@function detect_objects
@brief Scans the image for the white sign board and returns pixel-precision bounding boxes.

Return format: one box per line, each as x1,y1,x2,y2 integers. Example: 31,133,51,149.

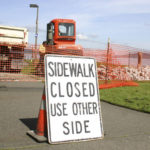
45,55,103,144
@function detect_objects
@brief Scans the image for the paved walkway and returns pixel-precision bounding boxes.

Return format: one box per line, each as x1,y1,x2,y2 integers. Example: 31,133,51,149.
0,82,150,150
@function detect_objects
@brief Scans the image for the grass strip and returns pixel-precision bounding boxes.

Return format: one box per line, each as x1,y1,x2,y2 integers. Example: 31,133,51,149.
100,81,150,113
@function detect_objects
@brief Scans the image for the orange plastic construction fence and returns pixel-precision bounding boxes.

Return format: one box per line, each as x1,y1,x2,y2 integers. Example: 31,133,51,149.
0,42,150,89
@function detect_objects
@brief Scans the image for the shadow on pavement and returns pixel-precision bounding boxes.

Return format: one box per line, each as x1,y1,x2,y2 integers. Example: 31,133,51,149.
20,118,37,130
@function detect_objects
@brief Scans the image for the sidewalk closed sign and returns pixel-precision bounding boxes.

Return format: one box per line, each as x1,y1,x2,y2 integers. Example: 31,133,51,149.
45,55,104,144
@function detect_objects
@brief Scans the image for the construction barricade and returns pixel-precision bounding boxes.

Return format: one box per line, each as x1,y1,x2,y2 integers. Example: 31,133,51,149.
0,42,150,87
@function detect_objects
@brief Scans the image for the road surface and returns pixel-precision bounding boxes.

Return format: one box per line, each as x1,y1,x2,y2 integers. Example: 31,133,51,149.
0,82,149,150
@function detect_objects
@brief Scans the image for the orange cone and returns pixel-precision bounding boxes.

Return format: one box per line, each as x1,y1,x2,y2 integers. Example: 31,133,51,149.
27,87,48,142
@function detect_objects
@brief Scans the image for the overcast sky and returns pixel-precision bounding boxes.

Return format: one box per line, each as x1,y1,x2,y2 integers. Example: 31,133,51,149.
1,0,150,50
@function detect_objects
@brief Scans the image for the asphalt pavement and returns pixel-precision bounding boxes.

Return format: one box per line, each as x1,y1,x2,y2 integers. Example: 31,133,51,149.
0,82,150,150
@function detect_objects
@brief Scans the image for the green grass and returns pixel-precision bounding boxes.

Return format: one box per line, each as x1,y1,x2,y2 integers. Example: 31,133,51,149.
100,81,150,113
21,60,36,75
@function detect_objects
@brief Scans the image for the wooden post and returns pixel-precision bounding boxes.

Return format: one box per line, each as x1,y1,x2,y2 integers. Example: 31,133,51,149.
105,38,110,84
137,52,142,69
128,51,130,68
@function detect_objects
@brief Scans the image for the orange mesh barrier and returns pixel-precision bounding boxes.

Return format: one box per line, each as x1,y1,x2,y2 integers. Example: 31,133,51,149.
0,43,83,81
0,42,150,89
83,43,150,89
